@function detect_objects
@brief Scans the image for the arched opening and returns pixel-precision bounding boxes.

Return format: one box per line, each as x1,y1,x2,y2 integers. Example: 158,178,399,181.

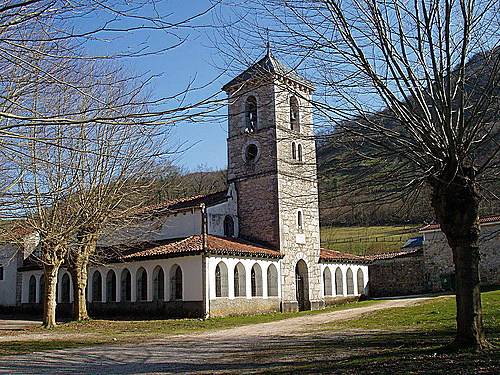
245,95,258,132
92,270,102,302
153,266,165,301
223,216,235,237
335,267,343,295
323,268,333,296
245,143,259,162
61,273,71,303
267,264,279,297
121,268,132,302
170,265,183,301
234,262,246,297
346,268,354,295
292,142,297,160
297,144,303,162
251,263,263,297
136,267,148,301
28,275,37,303
215,261,229,297
106,270,117,302
290,96,300,131
39,275,45,304
297,210,303,230
357,268,365,295
295,260,309,310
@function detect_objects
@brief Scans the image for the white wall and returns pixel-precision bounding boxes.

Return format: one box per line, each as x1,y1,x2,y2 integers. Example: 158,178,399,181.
20,255,204,304
320,263,369,297
207,256,281,300
0,244,20,306
207,183,238,237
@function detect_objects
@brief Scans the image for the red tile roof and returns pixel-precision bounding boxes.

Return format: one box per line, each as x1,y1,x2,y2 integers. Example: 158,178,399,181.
137,190,228,216
419,215,500,232
319,248,370,264
116,234,281,261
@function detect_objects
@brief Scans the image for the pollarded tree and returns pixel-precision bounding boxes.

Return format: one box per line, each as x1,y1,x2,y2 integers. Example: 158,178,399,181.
219,0,499,349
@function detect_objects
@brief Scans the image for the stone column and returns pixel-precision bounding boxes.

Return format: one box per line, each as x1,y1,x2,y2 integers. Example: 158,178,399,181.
130,270,137,302
115,269,121,303
147,269,154,302
101,272,107,303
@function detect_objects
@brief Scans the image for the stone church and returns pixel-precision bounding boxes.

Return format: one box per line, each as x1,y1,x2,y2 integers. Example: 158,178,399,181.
0,50,369,318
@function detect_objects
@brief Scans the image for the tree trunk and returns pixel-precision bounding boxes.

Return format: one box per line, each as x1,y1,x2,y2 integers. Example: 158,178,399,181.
43,264,60,328
69,251,90,321
429,167,489,350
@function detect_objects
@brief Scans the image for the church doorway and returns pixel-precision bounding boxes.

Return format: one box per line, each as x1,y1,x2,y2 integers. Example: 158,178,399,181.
295,260,310,311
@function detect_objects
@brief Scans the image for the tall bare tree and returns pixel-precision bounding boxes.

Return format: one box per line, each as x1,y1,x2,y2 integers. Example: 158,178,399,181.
218,0,499,349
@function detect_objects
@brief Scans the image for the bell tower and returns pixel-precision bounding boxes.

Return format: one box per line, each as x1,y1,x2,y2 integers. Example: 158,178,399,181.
223,50,323,311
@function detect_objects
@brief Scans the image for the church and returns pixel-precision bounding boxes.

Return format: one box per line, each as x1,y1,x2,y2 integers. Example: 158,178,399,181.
1,50,370,318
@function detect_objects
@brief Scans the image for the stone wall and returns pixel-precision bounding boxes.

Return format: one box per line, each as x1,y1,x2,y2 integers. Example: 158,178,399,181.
423,223,500,292
209,297,280,317
368,253,427,297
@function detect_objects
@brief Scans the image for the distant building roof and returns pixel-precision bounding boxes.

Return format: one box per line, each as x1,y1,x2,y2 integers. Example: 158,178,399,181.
222,50,315,92
419,215,500,232
366,247,422,261
319,248,371,264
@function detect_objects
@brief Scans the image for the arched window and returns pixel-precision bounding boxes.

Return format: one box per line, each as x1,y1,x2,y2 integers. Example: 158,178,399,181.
245,96,258,132
92,271,102,302
297,210,303,230
171,265,183,301
215,262,229,297
335,267,343,295
136,267,148,301
357,268,365,295
297,144,303,162
106,270,117,302
153,266,165,301
223,216,235,237
121,268,132,302
39,275,45,304
323,268,333,296
267,264,279,297
292,142,297,160
28,275,37,303
346,268,354,295
290,96,299,131
61,273,71,303
234,262,246,297
251,263,263,297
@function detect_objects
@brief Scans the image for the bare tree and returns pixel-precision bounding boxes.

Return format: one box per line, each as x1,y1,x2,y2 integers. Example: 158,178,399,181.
218,0,499,349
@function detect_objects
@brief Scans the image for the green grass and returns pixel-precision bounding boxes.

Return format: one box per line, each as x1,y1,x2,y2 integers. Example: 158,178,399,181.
320,225,420,255
0,299,380,357
327,290,500,341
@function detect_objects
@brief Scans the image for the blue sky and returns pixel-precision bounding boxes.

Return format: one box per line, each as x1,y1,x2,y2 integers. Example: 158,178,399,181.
81,0,249,172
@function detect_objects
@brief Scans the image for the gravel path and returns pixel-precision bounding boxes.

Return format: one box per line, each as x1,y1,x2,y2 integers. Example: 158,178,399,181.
0,297,430,374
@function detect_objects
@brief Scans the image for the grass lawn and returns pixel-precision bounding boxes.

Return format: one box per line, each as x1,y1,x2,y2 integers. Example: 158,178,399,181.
320,225,420,255
0,299,380,357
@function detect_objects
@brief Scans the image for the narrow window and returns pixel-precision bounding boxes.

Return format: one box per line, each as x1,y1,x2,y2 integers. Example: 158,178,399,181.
234,262,246,297
106,270,117,302
251,264,262,297
153,266,165,301
298,144,303,162
171,265,183,300
335,268,343,295
136,267,147,301
61,273,71,303
223,215,235,237
121,269,132,302
346,268,354,295
29,275,37,303
297,210,303,230
267,264,279,297
290,96,299,131
323,268,333,296
0,265,3,280
357,268,365,295
245,96,258,132
292,142,297,160
215,264,222,297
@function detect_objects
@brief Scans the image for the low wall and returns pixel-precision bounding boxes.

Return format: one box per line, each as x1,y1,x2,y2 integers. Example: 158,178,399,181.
368,253,427,297
324,296,359,306
209,297,280,317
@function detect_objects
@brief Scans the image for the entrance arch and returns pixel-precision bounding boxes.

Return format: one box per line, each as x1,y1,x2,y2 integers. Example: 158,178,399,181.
295,260,310,311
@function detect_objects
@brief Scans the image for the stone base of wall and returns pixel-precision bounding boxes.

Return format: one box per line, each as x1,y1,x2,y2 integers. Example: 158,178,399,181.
281,301,299,313
209,297,280,317
20,301,204,319
310,299,325,310
324,296,359,306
